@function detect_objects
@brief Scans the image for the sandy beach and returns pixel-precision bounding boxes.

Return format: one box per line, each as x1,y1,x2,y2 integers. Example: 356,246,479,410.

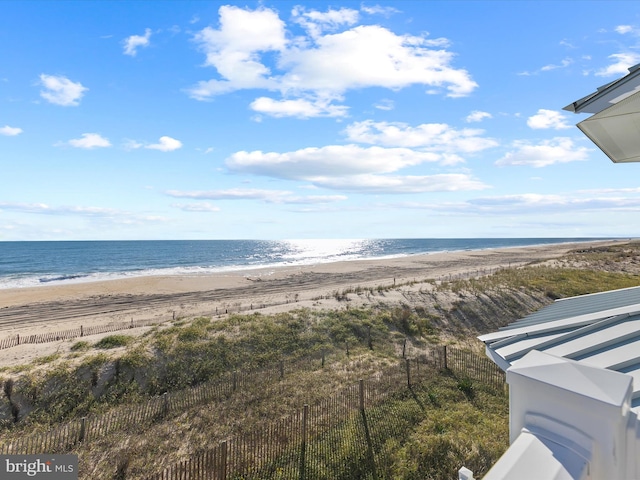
0,240,624,339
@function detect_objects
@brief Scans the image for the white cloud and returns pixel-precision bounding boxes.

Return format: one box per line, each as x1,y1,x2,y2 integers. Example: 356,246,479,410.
188,6,286,98
374,99,394,111
467,193,640,214
465,111,492,123
39,74,88,106
187,6,477,112
0,202,167,223
250,96,348,118
596,52,640,77
518,58,573,76
58,133,111,149
496,137,591,167
360,5,400,16
397,192,640,216
0,125,23,136
123,28,152,56
226,145,442,179
527,109,572,130
540,58,573,71
167,188,347,204
615,25,635,34
172,202,221,212
580,187,640,194
292,6,359,38
224,144,490,193
344,120,498,153
145,136,183,152
307,173,488,193
123,139,144,150
278,25,476,97
124,137,182,151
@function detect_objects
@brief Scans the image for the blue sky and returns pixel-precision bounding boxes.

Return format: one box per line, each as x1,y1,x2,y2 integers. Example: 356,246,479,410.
2,1,640,240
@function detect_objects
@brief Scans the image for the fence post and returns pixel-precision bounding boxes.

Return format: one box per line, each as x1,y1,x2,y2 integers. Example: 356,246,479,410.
359,379,365,411
443,345,448,370
163,392,168,417
219,440,227,480
402,338,407,358
279,361,285,380
80,325,83,337
406,358,411,388
321,349,325,368
79,417,86,442
233,372,237,392
300,404,309,480
16,334,19,346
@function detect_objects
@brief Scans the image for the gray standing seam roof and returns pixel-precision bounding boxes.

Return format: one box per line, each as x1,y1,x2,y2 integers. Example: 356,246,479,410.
500,286,640,330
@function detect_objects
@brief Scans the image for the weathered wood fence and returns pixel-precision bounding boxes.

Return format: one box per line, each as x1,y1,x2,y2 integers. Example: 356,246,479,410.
0,351,329,455
0,346,505,478
0,318,160,350
145,346,505,480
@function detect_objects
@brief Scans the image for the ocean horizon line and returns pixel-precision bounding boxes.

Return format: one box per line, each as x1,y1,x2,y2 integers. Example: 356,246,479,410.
0,237,626,290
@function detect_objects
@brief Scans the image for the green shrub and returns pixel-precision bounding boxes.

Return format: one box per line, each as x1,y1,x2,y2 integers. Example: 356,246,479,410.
95,335,133,349
70,341,91,352
32,353,61,365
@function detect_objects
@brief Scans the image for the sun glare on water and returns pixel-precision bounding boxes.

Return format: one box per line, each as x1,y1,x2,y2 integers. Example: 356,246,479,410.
281,239,372,263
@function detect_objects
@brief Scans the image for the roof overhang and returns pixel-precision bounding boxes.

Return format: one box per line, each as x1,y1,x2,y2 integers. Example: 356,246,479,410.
577,90,640,163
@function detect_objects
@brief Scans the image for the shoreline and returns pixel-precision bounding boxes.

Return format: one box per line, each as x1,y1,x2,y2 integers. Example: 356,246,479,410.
0,237,621,291
0,239,627,367
0,238,625,312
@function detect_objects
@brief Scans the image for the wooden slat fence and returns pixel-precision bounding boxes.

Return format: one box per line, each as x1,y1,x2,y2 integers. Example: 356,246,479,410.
0,345,506,477
0,318,160,351
145,351,461,480
444,345,506,391
0,351,333,455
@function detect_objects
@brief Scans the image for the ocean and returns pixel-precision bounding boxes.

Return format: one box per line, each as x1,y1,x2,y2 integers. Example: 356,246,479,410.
0,238,611,289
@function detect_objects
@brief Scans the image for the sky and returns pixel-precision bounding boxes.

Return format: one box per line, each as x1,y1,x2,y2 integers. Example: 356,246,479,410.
2,1,640,241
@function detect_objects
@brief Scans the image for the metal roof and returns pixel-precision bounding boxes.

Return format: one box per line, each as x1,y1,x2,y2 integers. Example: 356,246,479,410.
501,286,640,330
564,63,640,115
479,286,640,411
